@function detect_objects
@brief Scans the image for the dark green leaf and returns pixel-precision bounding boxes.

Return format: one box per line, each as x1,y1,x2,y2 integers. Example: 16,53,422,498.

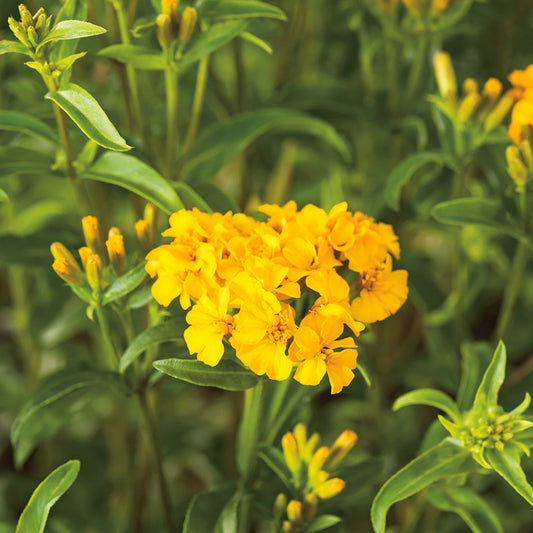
384,152,455,211
38,20,106,49
99,44,166,70
179,21,248,70
11,369,129,467
427,486,504,533
197,0,286,20
258,445,293,490
45,83,131,151
0,146,54,177
371,439,473,533
0,111,58,143
485,447,533,506
16,460,80,533
127,285,153,309
175,182,214,213
189,182,239,213
472,341,506,416
183,109,350,181
154,358,260,390
82,152,183,215
102,262,147,305
120,317,187,373
458,341,493,411
393,388,461,422
0,40,30,56
308,516,342,532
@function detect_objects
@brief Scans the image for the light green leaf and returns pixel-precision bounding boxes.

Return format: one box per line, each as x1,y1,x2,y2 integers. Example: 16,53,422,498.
308,516,343,532
485,447,533,506
99,44,166,70
183,109,350,181
258,446,293,490
371,438,473,533
215,493,240,533
153,358,260,391
179,21,248,70
0,111,58,143
472,341,506,415
45,83,131,151
458,341,493,411
16,460,80,533
102,262,147,305
175,182,214,213
38,20,106,49
120,317,186,373
0,40,30,56
197,0,286,20
427,486,504,533
0,189,9,203
11,369,129,467
240,32,272,54
384,152,455,211
82,152,183,215
393,388,461,422
0,146,54,176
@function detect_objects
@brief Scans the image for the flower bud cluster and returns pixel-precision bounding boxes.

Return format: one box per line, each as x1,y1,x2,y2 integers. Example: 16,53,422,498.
8,4,52,55
376,0,453,17
276,423,357,532
156,0,197,49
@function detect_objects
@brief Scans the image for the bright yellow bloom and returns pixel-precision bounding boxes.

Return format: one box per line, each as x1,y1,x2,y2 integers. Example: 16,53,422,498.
509,99,533,145
184,287,234,366
351,255,408,323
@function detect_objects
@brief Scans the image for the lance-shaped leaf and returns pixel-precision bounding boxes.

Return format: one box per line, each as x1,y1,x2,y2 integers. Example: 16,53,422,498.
0,189,8,203
371,438,473,533
153,358,260,391
427,486,504,533
472,341,506,416
16,460,80,533
308,516,343,532
485,447,533,506
0,40,30,56
458,341,493,412
182,109,350,181
11,369,129,467
82,152,183,215
45,83,131,151
175,182,214,213
99,44,166,70
0,146,54,177
393,388,461,422
102,262,147,305
38,20,106,50
120,317,187,373
215,493,241,533
0,111,58,143
197,0,287,20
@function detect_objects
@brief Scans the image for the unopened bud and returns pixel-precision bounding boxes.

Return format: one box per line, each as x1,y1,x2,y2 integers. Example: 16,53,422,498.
302,494,318,522
282,521,295,533
324,430,358,470
135,219,152,253
301,432,320,462
308,447,330,485
78,246,92,270
106,233,127,276
26,26,39,48
433,51,457,107
18,4,34,29
273,493,287,520
51,241,77,264
156,14,173,48
482,78,503,102
432,0,453,14
463,78,478,96
82,216,104,257
458,91,482,122
519,138,533,171
162,0,180,25
293,423,307,451
286,500,302,525
484,90,515,132
179,7,197,45
313,477,345,499
86,253,104,291
34,12,47,34
403,0,425,17
8,17,31,46
281,432,301,474
53,258,85,287
506,146,528,191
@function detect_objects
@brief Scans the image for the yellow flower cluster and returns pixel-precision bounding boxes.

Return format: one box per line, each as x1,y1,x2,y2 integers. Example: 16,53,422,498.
145,202,408,393
376,0,453,16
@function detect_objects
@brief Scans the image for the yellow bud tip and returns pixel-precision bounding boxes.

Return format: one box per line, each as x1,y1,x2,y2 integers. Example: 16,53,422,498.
52,258,85,287
281,432,301,473
82,216,102,253
18,4,33,28
106,234,127,276
314,478,345,499
286,500,302,524
483,78,503,99
162,0,179,19
463,78,478,96
136,219,152,251
179,7,197,45
156,13,173,48
86,253,103,291
433,51,457,106
78,246,92,270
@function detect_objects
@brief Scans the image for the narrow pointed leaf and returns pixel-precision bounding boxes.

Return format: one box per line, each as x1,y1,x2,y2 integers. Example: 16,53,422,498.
427,486,504,533
120,317,186,373
38,20,106,49
0,189,8,202
472,341,506,415
0,40,30,56
154,358,260,390
175,182,214,213
371,438,472,533
308,516,342,532
393,388,461,422
0,111,58,143
99,44,166,70
485,447,533,506
45,83,131,151
16,460,80,533
215,493,240,533
102,262,147,305
197,0,287,20
240,32,272,54
82,152,183,214
458,341,493,411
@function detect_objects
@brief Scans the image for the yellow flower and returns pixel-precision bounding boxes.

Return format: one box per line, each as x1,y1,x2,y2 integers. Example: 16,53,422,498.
231,291,296,380
289,314,358,394
509,99,533,145
351,255,408,323
282,237,340,281
184,287,234,366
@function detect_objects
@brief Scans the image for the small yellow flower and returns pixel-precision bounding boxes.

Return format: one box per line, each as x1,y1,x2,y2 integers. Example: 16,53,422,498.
106,233,126,276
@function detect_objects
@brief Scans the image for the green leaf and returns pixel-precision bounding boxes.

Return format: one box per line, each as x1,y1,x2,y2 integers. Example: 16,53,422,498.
119,317,186,373
427,486,504,533
308,516,343,532
102,262,147,305
0,111,59,143
99,44,166,70
431,198,511,231
0,146,54,176
38,20,106,49
179,21,248,70
0,40,30,56
371,438,473,533
154,358,260,391
11,369,129,467
214,493,240,533
175,182,214,213
183,483,236,533
472,341,506,416
189,182,239,213
16,460,80,533
485,447,533,506
45,83,131,151
197,0,287,20
258,445,293,490
240,32,272,54
393,388,461,422
458,341,493,411
183,109,350,181
384,152,455,211
82,152,183,215
0,189,9,203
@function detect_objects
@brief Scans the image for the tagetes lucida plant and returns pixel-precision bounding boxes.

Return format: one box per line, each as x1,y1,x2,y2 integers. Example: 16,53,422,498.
145,202,408,393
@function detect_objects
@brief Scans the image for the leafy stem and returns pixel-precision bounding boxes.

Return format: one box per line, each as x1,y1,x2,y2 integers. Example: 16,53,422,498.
164,53,179,180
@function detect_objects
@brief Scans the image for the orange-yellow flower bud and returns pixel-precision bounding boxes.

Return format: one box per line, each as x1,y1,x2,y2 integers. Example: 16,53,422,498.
302,494,318,522
52,258,85,287
51,241,77,265
162,0,179,19
482,78,503,102
463,78,478,96
86,253,104,292
78,246,92,270
293,423,307,453
281,432,301,474
82,216,103,256
506,145,529,191
286,500,302,524
273,493,288,520
313,477,345,499
106,233,127,276
282,521,295,533
136,219,152,253
18,4,34,29
179,7,197,45
457,91,482,122
432,0,453,14
433,51,457,107
485,90,515,132
324,430,358,470
156,14,173,48
308,446,330,485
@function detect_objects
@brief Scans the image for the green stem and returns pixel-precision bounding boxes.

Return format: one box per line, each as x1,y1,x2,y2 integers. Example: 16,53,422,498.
164,57,179,180
381,18,400,116
494,239,530,341
95,304,119,370
405,28,430,105
136,390,174,533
